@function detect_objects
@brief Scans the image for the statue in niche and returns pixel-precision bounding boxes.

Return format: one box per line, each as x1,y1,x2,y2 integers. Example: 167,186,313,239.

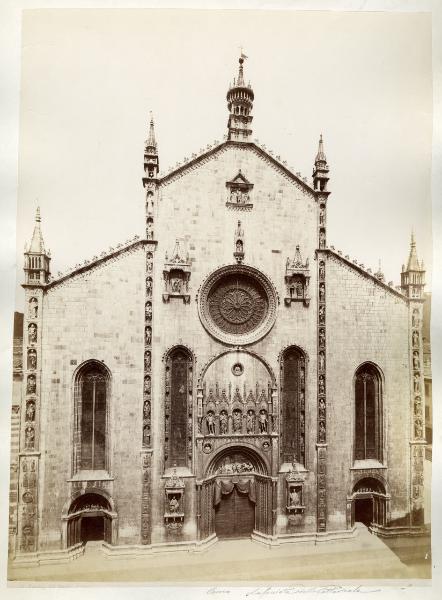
29,298,38,318
144,377,151,394
27,375,36,394
232,409,242,433
145,302,152,321
319,329,325,348
289,488,301,507
25,426,35,449
319,283,325,302
319,421,326,443
296,281,303,298
171,278,182,293
236,240,243,253
27,349,37,370
412,330,419,347
146,278,152,297
143,423,151,446
319,230,326,248
206,411,215,435
414,373,420,393
319,262,325,280
144,351,151,370
414,402,422,416
413,352,420,370
319,208,325,225
412,310,420,328
319,397,326,411
169,495,180,513
246,410,255,434
318,375,325,395
145,326,152,346
230,189,238,203
258,409,268,433
319,351,325,371
219,410,228,434
26,402,35,422
414,419,423,438
319,305,325,323
143,400,150,419
147,261,153,274
146,219,153,240
28,323,37,344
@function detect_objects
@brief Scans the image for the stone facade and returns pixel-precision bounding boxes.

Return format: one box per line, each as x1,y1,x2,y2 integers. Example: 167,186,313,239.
9,57,428,564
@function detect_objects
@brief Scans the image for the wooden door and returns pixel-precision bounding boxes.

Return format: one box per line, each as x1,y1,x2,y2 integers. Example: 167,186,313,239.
215,486,255,539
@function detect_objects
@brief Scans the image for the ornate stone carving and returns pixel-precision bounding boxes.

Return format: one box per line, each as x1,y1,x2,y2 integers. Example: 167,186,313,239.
28,323,37,344
198,264,278,346
163,240,191,303
164,468,185,530
225,170,254,211
28,297,38,319
284,246,311,307
233,220,245,263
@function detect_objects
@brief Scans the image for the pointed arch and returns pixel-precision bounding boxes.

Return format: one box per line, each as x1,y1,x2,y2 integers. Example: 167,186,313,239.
280,346,306,465
354,362,383,462
73,360,111,474
164,346,194,469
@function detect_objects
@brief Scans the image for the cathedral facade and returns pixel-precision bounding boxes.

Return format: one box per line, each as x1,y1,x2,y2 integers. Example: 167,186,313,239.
10,57,428,564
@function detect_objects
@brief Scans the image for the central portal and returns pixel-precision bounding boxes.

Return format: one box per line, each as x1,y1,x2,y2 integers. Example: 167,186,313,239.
215,484,255,539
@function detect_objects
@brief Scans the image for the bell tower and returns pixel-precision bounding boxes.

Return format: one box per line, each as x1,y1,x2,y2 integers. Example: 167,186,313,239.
23,207,51,286
227,55,254,142
400,232,425,299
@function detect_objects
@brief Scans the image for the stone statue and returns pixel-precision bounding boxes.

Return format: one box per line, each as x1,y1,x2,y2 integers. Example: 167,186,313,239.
413,373,420,393
219,410,228,434
319,262,325,280
146,278,152,296
29,298,38,318
319,375,325,395
144,352,151,369
412,310,420,328
143,400,150,419
319,208,325,225
27,375,36,394
412,330,419,347
169,496,179,513
319,329,325,347
145,326,152,345
414,419,423,439
28,323,37,344
289,489,300,507
144,377,151,394
296,281,303,298
413,352,420,370
319,351,325,371
232,410,242,433
258,410,268,433
319,230,326,248
319,305,325,323
26,402,35,422
171,278,182,293
246,410,255,434
28,350,37,370
236,240,243,253
25,426,35,449
145,303,152,320
319,283,325,302
319,421,326,442
206,411,215,435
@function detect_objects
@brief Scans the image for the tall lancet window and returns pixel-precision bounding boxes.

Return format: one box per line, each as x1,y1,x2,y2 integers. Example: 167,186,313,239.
354,364,382,462
164,347,193,469
281,347,306,466
74,361,109,473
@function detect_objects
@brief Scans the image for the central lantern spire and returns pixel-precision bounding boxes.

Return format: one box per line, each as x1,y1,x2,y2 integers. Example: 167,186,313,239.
226,54,254,142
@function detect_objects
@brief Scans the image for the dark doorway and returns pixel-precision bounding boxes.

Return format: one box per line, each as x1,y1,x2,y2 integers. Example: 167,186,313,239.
354,498,373,527
215,486,255,539
81,515,104,542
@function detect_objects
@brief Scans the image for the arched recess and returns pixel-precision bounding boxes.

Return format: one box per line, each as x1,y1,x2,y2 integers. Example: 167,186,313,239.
198,348,277,388
73,360,111,474
280,346,306,465
354,362,383,462
63,491,117,547
198,444,273,541
164,346,194,469
350,476,388,529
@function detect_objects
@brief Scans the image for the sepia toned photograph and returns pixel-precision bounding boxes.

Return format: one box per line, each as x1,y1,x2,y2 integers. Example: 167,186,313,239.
5,4,436,590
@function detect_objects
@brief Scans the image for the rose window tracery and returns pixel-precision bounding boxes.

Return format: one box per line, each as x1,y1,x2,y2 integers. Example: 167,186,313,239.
198,265,277,345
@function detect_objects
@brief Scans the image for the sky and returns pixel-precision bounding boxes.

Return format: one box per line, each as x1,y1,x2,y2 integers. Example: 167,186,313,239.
15,9,433,308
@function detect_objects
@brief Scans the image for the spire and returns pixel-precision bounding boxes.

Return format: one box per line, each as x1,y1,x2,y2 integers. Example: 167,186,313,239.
374,259,385,283
24,207,51,285
400,231,425,298
29,207,46,253
313,134,330,193
406,231,420,271
315,134,327,164
226,54,254,142
146,112,157,151
143,112,159,179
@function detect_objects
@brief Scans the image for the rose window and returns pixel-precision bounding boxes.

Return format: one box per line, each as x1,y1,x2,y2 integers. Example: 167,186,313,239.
198,265,277,345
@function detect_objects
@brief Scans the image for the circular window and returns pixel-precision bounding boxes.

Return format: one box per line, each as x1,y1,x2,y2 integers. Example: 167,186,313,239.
198,265,278,345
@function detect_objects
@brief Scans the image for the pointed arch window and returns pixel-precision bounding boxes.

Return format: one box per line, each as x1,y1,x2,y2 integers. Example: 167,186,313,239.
280,347,306,466
164,347,193,469
74,361,110,473
354,364,383,462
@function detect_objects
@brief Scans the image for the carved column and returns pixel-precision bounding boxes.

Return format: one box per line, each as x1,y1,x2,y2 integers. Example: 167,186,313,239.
409,301,426,527
17,287,43,554
140,177,158,545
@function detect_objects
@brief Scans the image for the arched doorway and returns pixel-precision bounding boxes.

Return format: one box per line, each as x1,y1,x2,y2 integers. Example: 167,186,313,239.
351,477,388,529
66,493,114,546
199,446,272,541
